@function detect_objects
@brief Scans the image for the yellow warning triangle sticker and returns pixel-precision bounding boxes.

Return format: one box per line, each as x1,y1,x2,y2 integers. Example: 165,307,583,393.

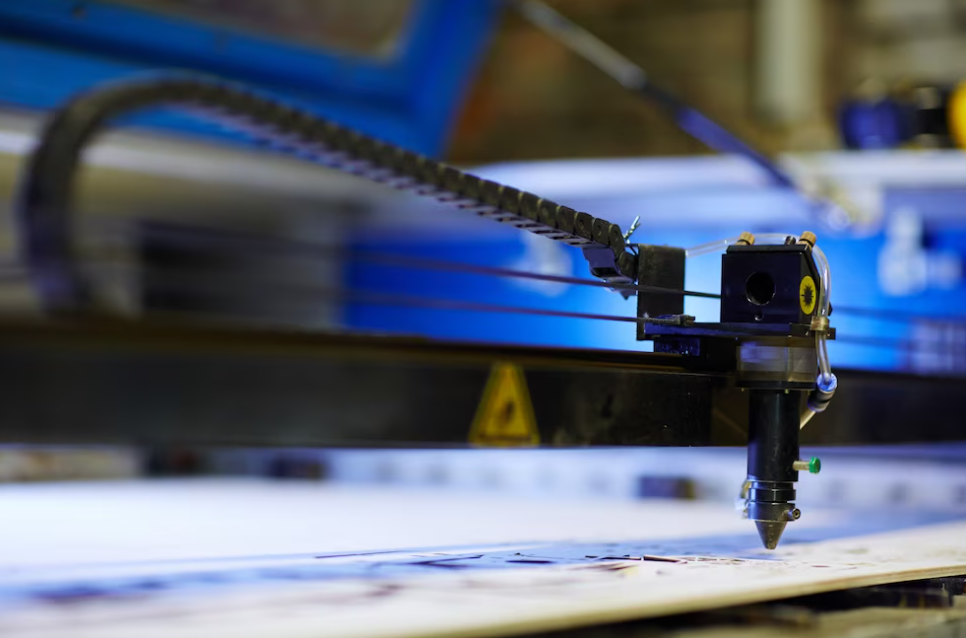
469,362,539,447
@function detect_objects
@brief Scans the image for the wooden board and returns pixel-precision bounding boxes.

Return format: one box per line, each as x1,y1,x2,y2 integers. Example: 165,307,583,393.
2,480,966,638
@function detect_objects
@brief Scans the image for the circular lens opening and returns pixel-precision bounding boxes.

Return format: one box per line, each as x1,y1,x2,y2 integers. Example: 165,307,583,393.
745,272,775,306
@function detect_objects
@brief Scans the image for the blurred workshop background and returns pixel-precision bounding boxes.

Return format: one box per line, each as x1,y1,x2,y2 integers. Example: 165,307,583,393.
2,0,966,516
454,0,966,161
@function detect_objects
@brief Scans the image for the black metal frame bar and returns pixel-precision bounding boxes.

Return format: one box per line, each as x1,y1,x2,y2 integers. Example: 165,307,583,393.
0,320,959,449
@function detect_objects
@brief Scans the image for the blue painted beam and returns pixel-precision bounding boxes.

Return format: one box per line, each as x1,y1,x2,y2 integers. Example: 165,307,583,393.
0,0,502,156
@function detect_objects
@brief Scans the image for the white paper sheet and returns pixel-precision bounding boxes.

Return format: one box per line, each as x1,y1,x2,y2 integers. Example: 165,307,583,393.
2,479,964,638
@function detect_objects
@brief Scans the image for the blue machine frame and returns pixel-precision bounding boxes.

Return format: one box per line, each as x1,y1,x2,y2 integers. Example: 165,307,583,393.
0,0,499,155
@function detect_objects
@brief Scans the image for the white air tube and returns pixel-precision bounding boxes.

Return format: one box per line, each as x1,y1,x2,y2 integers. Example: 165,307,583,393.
684,238,737,258
810,243,833,385
684,234,799,258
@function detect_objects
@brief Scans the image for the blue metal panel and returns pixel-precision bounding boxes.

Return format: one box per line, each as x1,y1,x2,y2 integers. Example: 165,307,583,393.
344,178,966,375
400,0,500,153
0,38,424,149
0,0,499,155
0,1,399,96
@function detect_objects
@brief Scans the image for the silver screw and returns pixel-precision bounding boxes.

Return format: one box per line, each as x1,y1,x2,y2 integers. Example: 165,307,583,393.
623,215,641,242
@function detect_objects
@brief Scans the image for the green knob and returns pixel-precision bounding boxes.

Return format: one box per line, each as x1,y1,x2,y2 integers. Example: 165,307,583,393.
793,457,822,474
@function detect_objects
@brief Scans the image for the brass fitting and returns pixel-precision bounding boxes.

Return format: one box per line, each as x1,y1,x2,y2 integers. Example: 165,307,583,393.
798,231,817,248
810,315,829,333
736,231,755,246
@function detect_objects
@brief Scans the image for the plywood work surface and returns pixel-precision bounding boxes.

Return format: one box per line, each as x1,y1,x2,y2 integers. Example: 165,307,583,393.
2,480,965,638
